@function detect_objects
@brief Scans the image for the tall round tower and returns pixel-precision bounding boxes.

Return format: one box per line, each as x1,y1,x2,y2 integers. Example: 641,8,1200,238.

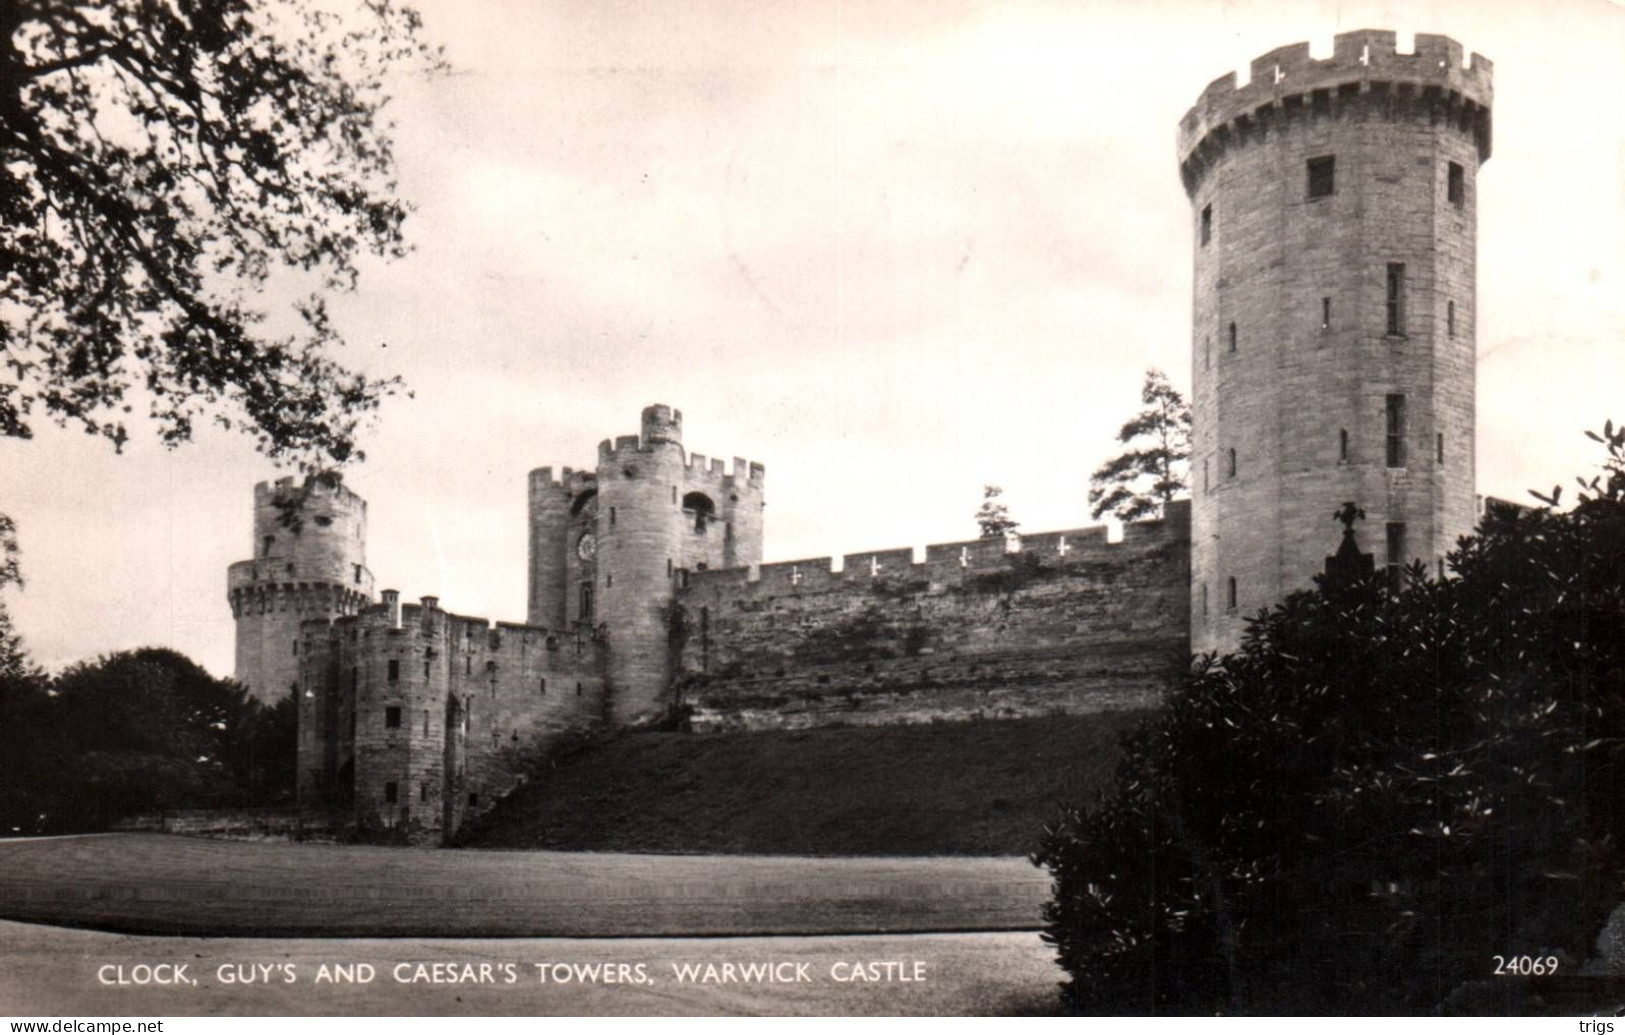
594,405,691,725
227,474,374,702
1178,30,1492,653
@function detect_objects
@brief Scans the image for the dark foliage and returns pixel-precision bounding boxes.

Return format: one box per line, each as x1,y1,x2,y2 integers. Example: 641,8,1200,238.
0,647,296,835
1037,425,1625,1015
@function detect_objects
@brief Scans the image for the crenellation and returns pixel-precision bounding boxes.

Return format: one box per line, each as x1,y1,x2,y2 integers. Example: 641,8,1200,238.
841,548,916,576
1179,30,1492,194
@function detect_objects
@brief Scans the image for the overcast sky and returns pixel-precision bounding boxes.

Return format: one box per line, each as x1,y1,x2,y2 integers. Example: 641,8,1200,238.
3,0,1623,677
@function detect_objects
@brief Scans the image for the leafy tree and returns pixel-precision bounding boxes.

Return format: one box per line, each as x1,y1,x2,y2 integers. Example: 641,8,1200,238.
1088,369,1192,522
1037,424,1625,1015
1,0,441,466
0,647,290,834
975,483,1019,540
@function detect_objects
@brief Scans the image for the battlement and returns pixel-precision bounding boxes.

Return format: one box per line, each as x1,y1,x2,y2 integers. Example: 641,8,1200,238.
528,466,597,496
1178,30,1492,192
588,407,764,487
682,501,1190,597
253,473,368,514
684,451,767,489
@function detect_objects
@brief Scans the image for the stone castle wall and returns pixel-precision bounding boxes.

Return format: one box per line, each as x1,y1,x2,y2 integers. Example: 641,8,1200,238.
672,502,1191,731
297,594,606,844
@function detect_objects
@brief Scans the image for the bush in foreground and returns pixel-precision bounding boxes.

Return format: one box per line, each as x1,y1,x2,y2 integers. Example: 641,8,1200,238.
1037,427,1625,1014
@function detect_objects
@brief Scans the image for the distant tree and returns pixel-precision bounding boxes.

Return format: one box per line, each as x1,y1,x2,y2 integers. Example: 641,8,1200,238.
1038,424,1625,1015
1088,369,1192,522
975,484,1020,540
0,647,288,833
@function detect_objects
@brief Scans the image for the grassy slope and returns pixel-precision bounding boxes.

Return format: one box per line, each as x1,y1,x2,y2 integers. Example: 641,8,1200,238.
460,712,1146,856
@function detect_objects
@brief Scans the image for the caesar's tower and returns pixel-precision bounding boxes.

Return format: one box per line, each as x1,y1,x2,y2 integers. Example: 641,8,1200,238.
529,404,765,725
1178,30,1491,653
227,475,375,702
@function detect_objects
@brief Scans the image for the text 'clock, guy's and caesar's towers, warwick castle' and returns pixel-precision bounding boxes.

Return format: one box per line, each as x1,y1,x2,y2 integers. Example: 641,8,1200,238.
227,29,1491,842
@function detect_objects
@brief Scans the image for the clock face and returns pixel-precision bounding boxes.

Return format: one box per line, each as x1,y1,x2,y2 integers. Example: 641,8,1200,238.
577,532,597,562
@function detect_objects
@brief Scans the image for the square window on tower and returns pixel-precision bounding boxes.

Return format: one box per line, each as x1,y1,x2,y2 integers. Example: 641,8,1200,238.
1307,155,1335,199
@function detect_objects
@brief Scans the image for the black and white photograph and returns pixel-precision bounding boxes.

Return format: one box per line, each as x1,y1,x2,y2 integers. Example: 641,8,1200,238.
1,0,1624,1019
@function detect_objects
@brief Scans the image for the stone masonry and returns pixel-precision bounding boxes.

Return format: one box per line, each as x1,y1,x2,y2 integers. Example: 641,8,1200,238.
1180,30,1489,653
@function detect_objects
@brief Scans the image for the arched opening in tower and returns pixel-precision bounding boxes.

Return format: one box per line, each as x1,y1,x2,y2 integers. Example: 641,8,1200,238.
682,491,716,532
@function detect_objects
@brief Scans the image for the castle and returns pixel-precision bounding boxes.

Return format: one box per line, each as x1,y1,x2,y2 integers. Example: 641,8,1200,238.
228,30,1492,844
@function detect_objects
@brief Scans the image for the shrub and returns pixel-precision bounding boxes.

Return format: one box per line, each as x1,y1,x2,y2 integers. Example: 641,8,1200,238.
1035,425,1625,1014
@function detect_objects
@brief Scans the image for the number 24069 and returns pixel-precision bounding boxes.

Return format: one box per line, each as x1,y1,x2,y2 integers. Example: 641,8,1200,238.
1493,955,1558,976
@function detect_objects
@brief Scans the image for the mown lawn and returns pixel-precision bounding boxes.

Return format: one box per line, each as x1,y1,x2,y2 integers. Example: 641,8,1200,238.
0,834,1047,938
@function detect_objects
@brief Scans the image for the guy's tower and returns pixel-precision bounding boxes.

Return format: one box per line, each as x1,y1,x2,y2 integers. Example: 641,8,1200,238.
1178,30,1492,653
227,475,374,702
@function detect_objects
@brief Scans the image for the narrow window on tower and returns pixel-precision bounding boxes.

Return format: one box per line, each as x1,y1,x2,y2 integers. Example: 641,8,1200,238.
1200,204,1212,246
1339,429,1349,462
1204,336,1211,370
1307,155,1335,199
420,783,428,803
385,706,401,729
1447,161,1464,208
609,506,616,527
579,582,594,623
1386,523,1408,593
385,782,398,804
1226,577,1238,611
1386,263,1407,336
387,659,399,682
1200,583,1209,617
1228,322,1237,353
1437,432,1445,464
1386,395,1407,467
1447,300,1456,338
1321,297,1332,331
1227,448,1237,479
1203,458,1209,493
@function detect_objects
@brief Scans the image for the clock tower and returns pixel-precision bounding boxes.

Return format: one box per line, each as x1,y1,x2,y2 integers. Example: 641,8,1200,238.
527,404,765,724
